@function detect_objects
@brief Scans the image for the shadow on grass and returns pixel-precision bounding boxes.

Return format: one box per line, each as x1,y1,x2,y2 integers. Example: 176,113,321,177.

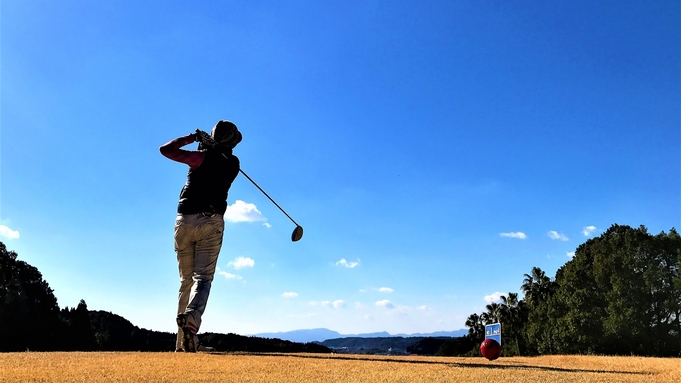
209,352,649,376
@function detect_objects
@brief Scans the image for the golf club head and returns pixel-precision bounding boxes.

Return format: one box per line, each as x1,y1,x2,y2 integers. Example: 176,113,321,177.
291,226,303,242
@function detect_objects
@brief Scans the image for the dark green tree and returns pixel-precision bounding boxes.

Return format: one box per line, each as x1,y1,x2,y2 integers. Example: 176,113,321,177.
0,241,61,351
521,266,561,354
500,292,527,356
525,289,566,354
549,225,680,355
485,302,503,324
659,228,681,356
69,300,98,351
521,267,555,309
465,313,484,342
461,224,680,357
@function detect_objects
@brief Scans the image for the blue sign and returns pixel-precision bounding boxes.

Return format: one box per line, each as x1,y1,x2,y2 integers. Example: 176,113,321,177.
485,323,501,345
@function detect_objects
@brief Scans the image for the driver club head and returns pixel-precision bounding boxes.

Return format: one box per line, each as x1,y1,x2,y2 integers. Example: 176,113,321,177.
291,226,304,242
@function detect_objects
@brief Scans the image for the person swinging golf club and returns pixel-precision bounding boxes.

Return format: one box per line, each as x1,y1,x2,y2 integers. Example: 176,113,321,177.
160,120,242,352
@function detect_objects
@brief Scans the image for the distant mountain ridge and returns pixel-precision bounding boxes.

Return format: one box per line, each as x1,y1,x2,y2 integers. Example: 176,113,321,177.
251,328,467,343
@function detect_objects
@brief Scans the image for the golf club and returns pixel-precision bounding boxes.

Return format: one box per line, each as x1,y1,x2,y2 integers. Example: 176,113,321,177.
195,129,303,242
238,169,304,242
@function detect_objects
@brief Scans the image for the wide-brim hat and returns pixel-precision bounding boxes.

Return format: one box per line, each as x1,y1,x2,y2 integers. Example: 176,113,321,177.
211,120,242,149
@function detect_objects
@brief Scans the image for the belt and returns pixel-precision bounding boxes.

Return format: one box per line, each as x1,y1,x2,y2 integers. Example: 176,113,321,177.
177,211,220,217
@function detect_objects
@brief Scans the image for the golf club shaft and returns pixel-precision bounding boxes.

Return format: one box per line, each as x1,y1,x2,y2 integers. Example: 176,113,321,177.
239,169,300,227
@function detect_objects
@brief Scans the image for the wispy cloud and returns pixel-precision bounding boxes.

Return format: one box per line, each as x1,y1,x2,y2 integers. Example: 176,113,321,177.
500,232,527,239
0,225,19,239
567,251,575,258
548,231,569,241
393,304,433,315
379,287,394,293
375,300,394,309
335,258,360,268
582,226,597,236
484,292,504,304
282,292,298,298
217,267,243,281
224,200,269,227
309,300,346,309
227,256,255,270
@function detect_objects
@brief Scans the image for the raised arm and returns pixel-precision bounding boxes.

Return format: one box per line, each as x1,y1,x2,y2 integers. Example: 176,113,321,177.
159,133,205,170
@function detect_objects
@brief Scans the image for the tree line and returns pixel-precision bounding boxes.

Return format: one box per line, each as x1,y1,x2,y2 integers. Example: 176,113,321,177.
0,241,329,353
441,224,681,357
0,240,153,351
2,224,679,355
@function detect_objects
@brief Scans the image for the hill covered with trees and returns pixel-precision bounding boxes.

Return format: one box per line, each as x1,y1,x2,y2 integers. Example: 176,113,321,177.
444,224,681,357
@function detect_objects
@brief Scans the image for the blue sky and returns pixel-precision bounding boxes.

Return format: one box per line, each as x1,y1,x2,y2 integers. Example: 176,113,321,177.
2,1,679,336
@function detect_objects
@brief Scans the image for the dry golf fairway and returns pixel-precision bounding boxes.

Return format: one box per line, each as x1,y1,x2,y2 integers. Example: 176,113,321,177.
1,352,679,382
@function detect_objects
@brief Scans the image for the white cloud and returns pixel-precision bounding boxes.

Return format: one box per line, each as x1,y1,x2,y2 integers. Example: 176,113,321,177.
375,300,394,309
484,292,505,304
500,232,527,239
379,287,394,293
310,300,333,307
282,292,298,298
583,226,597,236
217,269,243,281
224,200,268,224
227,256,255,270
548,231,569,241
567,251,575,258
335,258,360,268
0,225,19,239
392,304,432,315
354,302,365,309
311,300,345,309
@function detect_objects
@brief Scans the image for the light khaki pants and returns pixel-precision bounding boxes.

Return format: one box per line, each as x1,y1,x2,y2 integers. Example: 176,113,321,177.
174,213,224,350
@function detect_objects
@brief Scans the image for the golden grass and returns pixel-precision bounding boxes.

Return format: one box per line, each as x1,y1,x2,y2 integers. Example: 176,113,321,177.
0,352,679,383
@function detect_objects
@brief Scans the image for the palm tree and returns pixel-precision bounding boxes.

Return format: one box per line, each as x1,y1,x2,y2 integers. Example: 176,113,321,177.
465,313,484,341
500,292,521,355
500,293,520,328
521,267,553,307
501,292,518,307
485,302,503,324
